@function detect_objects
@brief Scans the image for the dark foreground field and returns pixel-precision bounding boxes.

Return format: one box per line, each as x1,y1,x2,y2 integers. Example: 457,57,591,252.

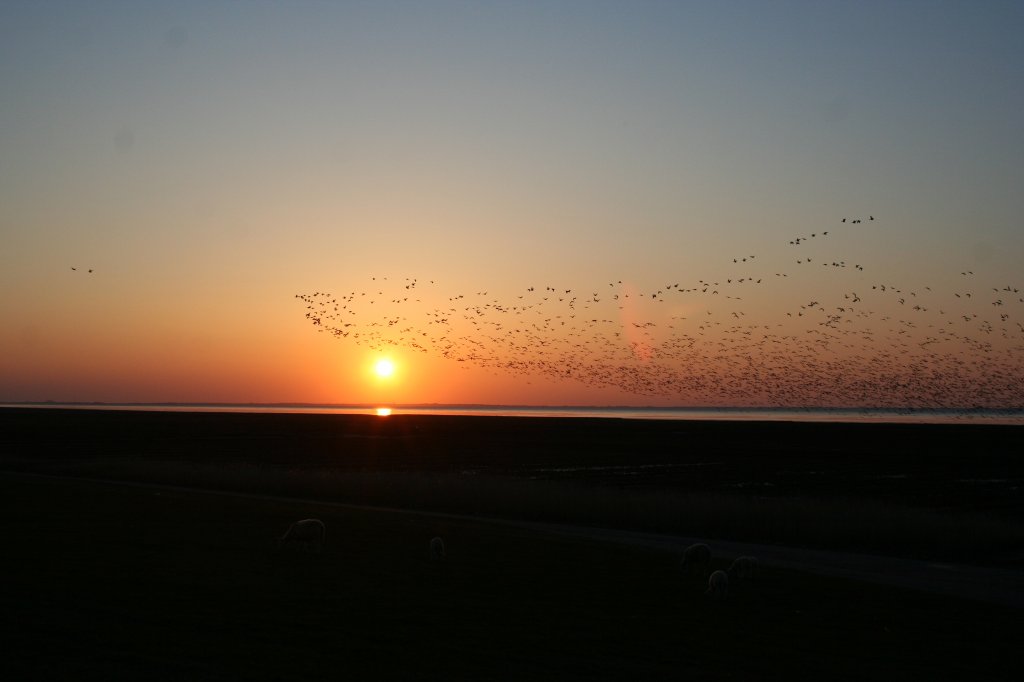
2,408,1023,678
2,473,1021,681
4,408,1023,517
3,408,1023,563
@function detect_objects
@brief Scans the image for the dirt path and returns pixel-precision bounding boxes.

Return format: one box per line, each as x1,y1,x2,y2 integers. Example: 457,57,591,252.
7,470,1023,609
511,521,1024,608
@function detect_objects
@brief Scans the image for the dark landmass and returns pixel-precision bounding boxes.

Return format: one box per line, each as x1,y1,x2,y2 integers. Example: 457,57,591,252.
2,408,1022,679
3,407,1022,516
2,472,1020,681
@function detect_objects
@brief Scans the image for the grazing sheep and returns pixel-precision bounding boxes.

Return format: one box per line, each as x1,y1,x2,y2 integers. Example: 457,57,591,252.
706,570,729,601
429,536,446,561
279,519,326,553
680,542,712,575
727,555,758,582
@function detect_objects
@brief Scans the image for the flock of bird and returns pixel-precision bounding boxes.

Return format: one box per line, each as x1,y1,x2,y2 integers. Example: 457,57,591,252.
296,216,1024,408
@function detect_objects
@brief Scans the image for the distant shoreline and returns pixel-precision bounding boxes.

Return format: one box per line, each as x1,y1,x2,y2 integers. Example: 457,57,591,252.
3,402,1022,425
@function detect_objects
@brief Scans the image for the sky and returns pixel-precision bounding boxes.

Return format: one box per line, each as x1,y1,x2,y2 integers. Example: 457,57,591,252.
2,1,1023,407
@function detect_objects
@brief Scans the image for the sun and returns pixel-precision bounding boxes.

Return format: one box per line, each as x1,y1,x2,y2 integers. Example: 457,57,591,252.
374,358,395,378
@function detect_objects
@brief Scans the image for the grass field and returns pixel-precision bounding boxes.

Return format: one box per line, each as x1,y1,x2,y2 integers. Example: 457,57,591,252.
4,409,1024,566
2,473,1020,680
16,458,1023,567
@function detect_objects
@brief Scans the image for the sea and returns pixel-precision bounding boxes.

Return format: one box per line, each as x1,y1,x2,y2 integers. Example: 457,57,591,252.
3,403,1023,425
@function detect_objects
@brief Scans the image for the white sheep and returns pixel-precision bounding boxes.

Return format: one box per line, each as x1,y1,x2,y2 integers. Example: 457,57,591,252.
680,542,712,575
429,536,446,561
706,570,729,601
727,555,758,582
279,518,326,553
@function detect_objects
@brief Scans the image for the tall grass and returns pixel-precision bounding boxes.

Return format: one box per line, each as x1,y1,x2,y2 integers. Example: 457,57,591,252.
5,457,1022,564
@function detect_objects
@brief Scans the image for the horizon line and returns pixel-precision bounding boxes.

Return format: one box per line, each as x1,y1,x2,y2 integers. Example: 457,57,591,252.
2,401,1021,413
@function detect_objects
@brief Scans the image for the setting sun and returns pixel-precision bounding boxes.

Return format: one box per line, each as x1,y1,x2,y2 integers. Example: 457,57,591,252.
374,359,395,378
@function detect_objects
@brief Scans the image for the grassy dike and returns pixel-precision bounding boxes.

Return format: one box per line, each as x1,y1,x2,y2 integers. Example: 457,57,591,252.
2,473,1019,680
9,457,1022,565
4,409,1023,567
